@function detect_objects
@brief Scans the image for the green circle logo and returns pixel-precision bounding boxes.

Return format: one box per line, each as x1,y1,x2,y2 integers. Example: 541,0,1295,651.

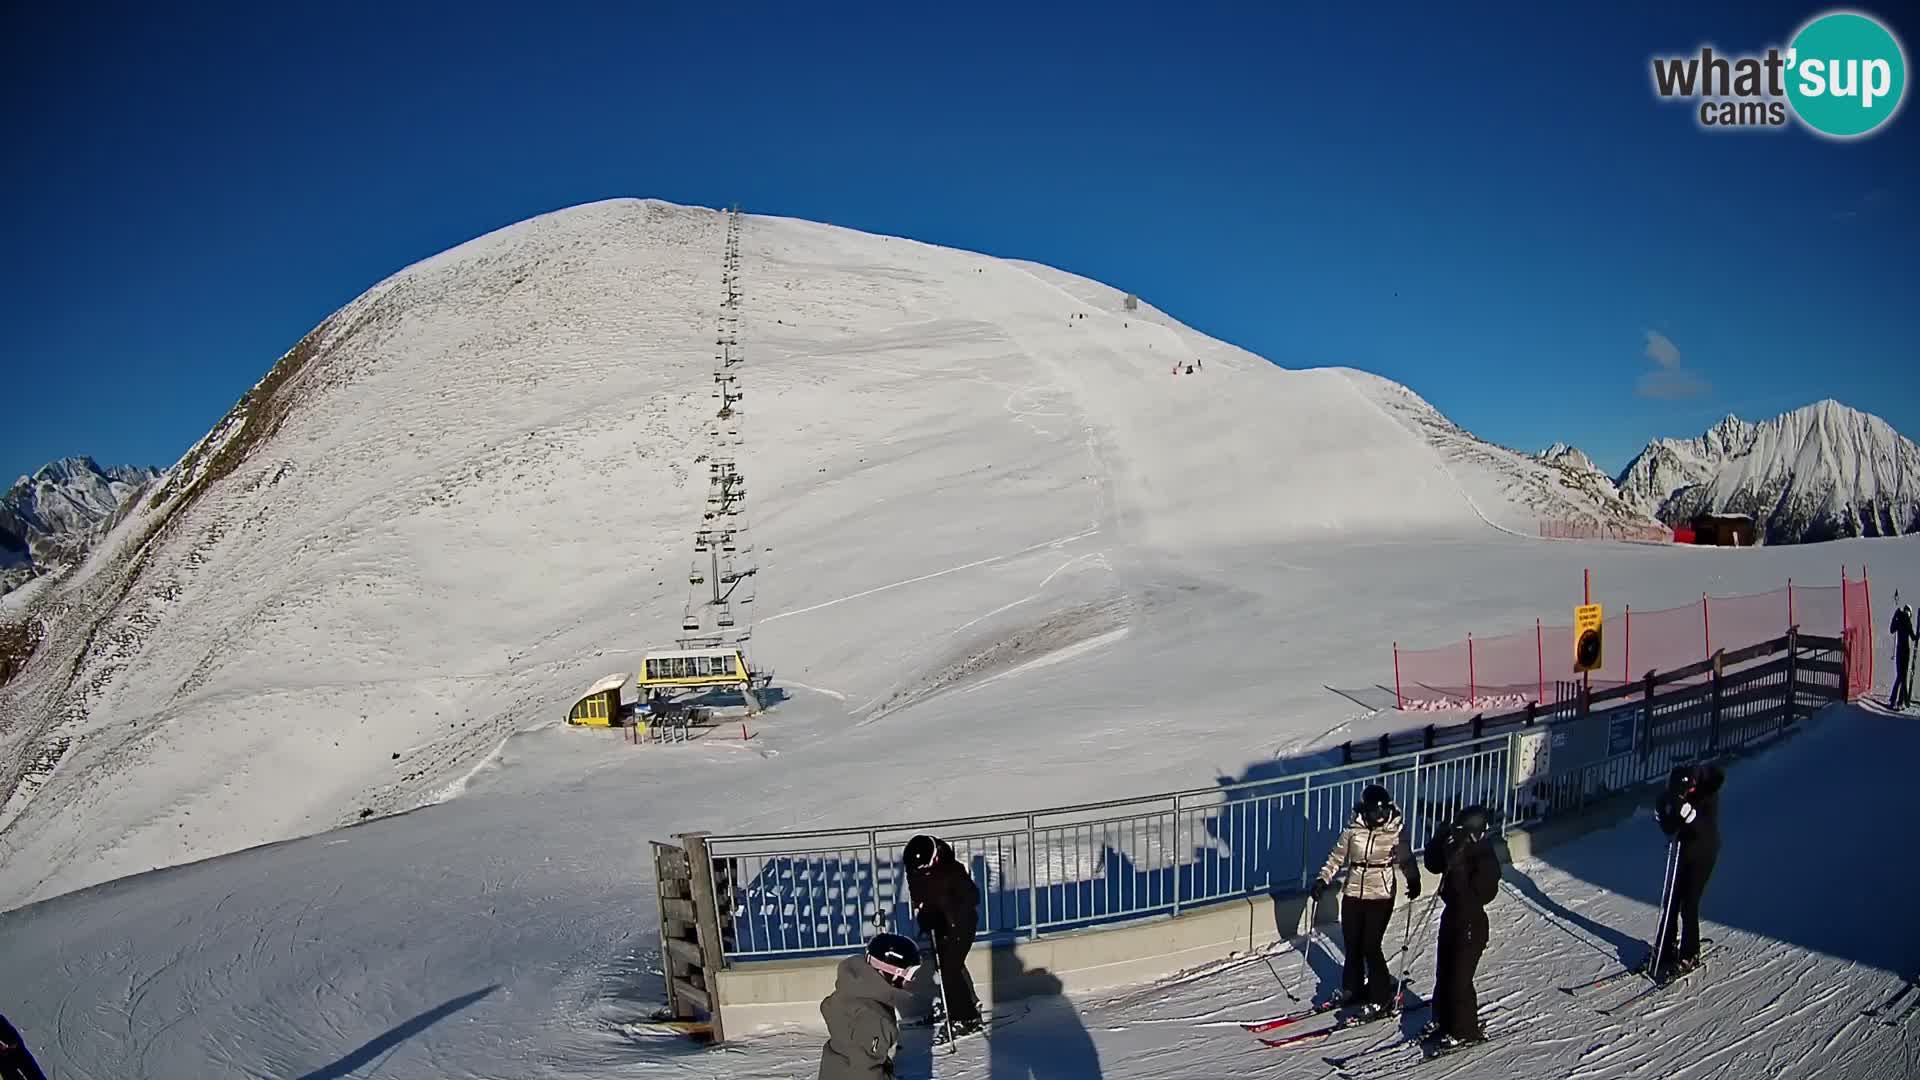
1786,10,1907,138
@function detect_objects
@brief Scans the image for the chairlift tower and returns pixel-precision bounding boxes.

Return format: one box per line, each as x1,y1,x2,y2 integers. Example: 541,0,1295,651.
678,204,760,654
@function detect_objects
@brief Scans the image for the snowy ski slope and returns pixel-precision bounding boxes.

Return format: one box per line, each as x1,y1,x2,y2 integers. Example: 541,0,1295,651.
1,199,1918,1077
0,198,1675,909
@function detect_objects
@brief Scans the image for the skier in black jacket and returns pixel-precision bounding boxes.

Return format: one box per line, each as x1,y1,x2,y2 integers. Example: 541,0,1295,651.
1653,763,1725,980
1891,602,1915,710
903,834,982,1035
1,1012,48,1080
1421,805,1501,1050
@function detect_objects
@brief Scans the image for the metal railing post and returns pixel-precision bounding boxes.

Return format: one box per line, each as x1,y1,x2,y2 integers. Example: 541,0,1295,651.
867,830,881,937
1299,779,1313,890
1026,814,1039,940
1170,793,1183,917
1409,753,1425,853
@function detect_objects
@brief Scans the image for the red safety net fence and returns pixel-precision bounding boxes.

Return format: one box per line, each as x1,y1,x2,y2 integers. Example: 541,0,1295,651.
1393,567,1876,709
1538,519,1677,543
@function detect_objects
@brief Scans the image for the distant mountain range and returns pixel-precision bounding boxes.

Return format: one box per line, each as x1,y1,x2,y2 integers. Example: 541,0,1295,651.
2,457,161,595
1549,400,1918,544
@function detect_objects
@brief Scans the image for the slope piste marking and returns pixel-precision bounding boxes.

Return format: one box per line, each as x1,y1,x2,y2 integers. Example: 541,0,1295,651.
759,527,1100,625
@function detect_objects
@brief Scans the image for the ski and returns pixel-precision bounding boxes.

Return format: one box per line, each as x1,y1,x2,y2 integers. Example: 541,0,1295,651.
1320,1005,1510,1071
1325,1009,1546,1077
1243,1000,1340,1034
1259,1002,1426,1050
930,1022,990,1047
1559,937,1715,997
1596,944,1721,1016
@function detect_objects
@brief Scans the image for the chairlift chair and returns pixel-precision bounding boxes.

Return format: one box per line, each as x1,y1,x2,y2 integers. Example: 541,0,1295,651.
716,608,736,628
681,613,700,632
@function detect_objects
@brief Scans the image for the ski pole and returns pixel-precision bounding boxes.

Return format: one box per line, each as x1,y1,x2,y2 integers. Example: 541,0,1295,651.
1648,837,1680,983
1390,894,1440,1013
1264,891,1318,1004
927,925,957,1053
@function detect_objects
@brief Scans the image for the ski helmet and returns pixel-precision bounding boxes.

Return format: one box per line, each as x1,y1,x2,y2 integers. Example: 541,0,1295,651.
903,834,942,871
1668,765,1698,795
1359,784,1394,827
865,932,922,985
1454,805,1490,840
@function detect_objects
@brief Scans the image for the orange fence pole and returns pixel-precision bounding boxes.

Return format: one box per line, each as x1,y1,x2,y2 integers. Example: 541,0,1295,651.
1393,643,1403,710
1866,565,1875,688
1468,633,1477,707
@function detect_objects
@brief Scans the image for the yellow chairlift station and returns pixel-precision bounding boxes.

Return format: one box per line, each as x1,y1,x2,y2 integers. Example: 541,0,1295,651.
639,647,750,691
567,672,629,727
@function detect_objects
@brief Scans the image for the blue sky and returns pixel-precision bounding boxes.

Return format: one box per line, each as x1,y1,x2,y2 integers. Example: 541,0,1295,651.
2,1,1913,483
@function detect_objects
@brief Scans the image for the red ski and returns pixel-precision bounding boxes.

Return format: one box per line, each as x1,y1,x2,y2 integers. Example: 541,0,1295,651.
1243,1000,1339,1034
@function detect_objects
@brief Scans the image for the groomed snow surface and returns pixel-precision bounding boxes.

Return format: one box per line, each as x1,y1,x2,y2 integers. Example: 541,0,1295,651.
3,702,1915,1079
2,200,1918,1076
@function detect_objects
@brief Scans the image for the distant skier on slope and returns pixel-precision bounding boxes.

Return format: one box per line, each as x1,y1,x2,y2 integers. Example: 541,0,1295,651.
1653,763,1725,981
1890,601,1915,710
819,933,920,1080
0,1012,48,1080
1421,805,1500,1050
1311,784,1422,1019
904,834,983,1037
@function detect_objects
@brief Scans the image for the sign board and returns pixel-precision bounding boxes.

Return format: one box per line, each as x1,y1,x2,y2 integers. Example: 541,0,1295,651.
1574,603,1605,673
1546,704,1637,774
1607,709,1640,756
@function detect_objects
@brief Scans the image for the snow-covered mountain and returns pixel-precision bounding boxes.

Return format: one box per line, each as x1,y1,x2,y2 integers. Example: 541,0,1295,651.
0,199,1740,906
1617,402,1920,543
0,456,160,594
1537,441,1604,477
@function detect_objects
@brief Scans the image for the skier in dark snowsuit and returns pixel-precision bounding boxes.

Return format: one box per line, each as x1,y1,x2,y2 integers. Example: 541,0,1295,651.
1421,805,1501,1050
904,834,983,1035
1653,763,1725,980
1890,603,1915,710
1312,784,1422,1018
0,1012,48,1080
819,933,919,1080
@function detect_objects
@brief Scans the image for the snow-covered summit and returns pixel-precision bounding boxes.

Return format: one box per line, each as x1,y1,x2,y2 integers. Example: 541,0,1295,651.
1,455,160,591
1616,400,1919,542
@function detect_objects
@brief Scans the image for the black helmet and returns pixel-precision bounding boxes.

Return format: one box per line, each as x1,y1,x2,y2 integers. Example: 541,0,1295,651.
866,932,922,985
1454,805,1490,839
1669,765,1698,794
1359,784,1394,827
903,834,942,871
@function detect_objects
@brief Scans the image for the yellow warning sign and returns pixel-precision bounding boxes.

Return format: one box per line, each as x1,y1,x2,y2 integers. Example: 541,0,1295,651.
1574,603,1604,673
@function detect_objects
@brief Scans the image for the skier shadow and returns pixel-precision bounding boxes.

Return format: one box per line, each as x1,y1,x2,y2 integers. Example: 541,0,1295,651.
293,985,498,1080
1501,865,1642,968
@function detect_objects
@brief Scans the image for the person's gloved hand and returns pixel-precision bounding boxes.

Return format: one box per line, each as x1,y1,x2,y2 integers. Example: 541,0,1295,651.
1405,874,1422,900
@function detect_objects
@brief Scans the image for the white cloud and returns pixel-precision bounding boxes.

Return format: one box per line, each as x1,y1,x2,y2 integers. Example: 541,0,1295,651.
1637,330,1710,400
1645,331,1683,370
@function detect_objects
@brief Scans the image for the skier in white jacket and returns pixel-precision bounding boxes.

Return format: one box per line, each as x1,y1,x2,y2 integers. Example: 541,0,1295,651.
1312,784,1422,1018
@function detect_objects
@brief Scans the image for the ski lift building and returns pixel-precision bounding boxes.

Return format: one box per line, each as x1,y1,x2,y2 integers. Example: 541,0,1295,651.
567,672,630,727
